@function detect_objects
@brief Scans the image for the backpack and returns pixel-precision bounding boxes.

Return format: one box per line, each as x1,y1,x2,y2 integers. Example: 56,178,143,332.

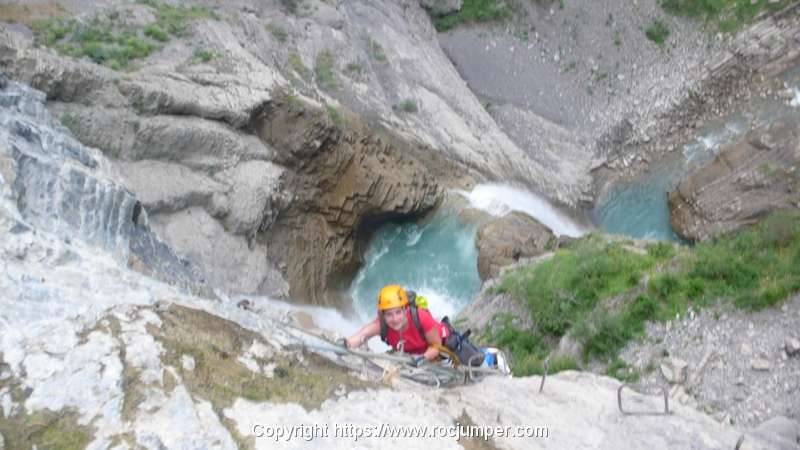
380,291,484,367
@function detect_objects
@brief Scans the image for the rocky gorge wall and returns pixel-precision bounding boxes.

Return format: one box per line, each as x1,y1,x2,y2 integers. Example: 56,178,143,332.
0,0,597,305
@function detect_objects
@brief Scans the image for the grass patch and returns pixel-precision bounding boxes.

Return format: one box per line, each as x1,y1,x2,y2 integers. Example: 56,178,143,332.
32,1,216,70
574,294,657,361
430,0,512,32
288,52,311,80
645,20,670,45
396,99,418,113
345,61,364,75
661,0,790,32
649,210,800,313
138,0,217,36
606,357,640,382
314,49,338,90
0,372,92,450
326,105,343,126
267,23,288,42
33,17,159,70
60,112,80,134
153,305,373,412
367,37,387,63
143,23,168,42
495,237,658,336
193,48,216,63
486,211,800,376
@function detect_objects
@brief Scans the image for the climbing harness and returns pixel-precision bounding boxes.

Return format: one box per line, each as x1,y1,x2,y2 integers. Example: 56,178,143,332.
280,321,511,388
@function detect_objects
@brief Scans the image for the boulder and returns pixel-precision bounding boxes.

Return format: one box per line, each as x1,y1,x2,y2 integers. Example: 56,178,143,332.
751,358,772,371
475,211,556,280
785,337,800,357
669,120,800,241
660,357,689,384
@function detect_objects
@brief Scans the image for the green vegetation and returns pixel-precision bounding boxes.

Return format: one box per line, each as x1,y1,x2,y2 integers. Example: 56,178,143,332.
326,104,343,126
315,49,338,89
645,20,670,45
430,0,512,32
154,305,373,411
60,112,79,134
367,37,387,63
0,370,92,450
345,61,364,75
495,237,661,336
396,99,419,113
143,24,169,42
137,0,217,36
267,23,289,42
31,1,216,70
31,17,158,70
280,0,301,14
193,48,216,63
661,0,790,32
485,210,800,377
606,357,640,382
649,210,800,313
288,52,311,80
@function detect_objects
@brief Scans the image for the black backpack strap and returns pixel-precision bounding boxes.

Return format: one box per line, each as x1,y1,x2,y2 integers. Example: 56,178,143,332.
409,304,426,342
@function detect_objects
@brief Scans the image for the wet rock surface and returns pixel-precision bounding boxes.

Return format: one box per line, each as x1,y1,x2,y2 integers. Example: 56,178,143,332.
475,211,555,281
0,79,206,294
669,120,800,241
254,96,443,305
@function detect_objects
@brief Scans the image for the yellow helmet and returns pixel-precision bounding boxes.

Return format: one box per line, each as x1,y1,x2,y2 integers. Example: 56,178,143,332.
378,284,408,311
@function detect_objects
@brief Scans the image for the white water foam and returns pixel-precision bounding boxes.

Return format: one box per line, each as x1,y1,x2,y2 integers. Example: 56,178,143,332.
455,184,587,237
791,87,800,108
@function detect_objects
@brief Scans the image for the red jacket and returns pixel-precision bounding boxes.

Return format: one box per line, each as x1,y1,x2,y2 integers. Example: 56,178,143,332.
383,308,449,354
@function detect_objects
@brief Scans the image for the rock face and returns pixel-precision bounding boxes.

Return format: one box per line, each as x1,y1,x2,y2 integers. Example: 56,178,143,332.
254,96,443,304
0,78,205,294
619,293,800,428
660,357,689,384
669,120,800,241
0,130,791,449
475,211,555,280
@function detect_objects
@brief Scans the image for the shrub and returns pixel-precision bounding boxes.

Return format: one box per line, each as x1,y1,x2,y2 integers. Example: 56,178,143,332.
432,0,512,32
267,23,288,42
367,38,387,63
645,20,669,45
193,48,215,63
314,49,338,90
397,99,418,113
288,53,310,80
144,24,168,42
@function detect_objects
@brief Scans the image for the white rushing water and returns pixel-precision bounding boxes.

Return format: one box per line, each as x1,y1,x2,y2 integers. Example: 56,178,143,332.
455,183,588,237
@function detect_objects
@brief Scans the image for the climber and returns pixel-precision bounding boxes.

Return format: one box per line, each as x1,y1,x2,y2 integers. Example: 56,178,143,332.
342,284,449,367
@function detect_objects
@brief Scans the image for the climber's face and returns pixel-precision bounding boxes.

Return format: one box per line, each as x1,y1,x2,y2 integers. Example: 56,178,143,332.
383,307,407,331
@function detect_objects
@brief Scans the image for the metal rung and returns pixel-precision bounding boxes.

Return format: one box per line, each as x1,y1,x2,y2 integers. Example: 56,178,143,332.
539,357,549,394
